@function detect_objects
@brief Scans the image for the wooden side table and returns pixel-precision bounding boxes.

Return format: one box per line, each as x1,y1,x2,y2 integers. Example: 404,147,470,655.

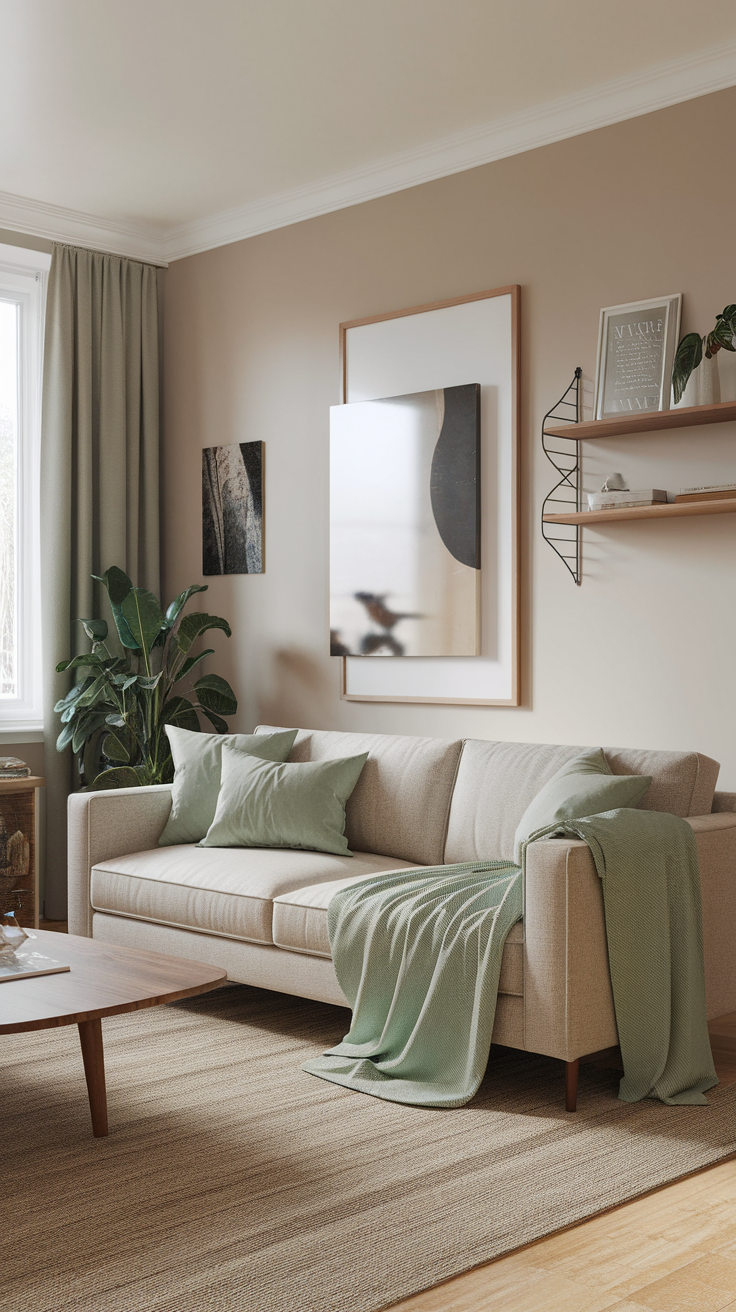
0,776,44,929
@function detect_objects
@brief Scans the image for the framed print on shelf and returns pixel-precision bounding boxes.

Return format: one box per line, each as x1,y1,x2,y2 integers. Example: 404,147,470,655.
334,285,520,707
594,294,681,419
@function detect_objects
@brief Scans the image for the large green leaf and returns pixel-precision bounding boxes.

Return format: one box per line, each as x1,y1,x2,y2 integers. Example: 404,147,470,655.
174,648,214,682
672,332,703,405
194,673,237,717
101,731,132,763
175,612,232,657
56,651,109,673
121,589,167,659
79,617,109,642
93,566,133,607
56,721,77,751
715,304,736,344
165,584,208,628
202,709,228,733
72,710,109,754
706,316,734,357
162,695,201,732
93,567,141,651
74,674,109,707
91,766,143,790
54,677,94,714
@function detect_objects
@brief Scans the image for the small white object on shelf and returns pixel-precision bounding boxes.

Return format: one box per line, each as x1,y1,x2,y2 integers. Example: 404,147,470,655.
600,472,628,491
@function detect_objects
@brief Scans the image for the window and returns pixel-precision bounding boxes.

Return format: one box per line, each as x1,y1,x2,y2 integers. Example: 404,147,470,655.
0,243,50,735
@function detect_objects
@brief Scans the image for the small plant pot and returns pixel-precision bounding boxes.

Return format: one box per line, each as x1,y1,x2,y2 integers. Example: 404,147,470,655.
674,354,721,408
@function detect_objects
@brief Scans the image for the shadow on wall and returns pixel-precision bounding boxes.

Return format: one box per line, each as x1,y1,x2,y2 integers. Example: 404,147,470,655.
258,646,336,729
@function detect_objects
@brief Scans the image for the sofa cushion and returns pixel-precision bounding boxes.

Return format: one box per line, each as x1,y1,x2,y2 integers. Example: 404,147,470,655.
91,846,420,946
159,726,298,846
257,726,463,866
273,879,524,996
445,739,720,864
200,748,368,856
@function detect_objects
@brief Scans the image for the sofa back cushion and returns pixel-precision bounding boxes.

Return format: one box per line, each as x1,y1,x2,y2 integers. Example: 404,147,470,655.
445,739,720,864
256,727,462,866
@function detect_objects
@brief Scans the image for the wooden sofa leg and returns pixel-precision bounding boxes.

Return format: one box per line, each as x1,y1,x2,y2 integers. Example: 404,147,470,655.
565,1058,579,1112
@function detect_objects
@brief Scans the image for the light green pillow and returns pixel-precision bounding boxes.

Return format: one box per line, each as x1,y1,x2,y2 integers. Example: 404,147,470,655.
513,748,652,863
159,726,298,846
199,746,369,856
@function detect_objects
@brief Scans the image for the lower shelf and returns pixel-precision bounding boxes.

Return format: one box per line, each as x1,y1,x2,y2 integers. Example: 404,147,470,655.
543,497,736,526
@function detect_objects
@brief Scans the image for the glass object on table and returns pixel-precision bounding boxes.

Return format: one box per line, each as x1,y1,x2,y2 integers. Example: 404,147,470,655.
0,910,28,959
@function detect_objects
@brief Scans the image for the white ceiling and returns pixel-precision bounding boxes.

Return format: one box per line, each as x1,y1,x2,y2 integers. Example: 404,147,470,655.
2,0,736,264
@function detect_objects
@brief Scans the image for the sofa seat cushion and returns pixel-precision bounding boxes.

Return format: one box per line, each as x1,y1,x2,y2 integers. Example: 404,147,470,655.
90,846,420,946
273,879,524,997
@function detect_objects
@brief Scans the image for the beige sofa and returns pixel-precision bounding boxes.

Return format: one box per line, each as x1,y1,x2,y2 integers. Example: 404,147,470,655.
68,727,736,1108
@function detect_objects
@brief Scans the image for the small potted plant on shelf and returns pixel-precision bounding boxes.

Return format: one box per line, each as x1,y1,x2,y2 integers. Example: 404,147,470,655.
672,305,736,407
54,566,238,789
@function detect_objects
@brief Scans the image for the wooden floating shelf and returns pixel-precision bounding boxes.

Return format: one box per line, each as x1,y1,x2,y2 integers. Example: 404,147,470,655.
544,399,736,443
543,498,736,526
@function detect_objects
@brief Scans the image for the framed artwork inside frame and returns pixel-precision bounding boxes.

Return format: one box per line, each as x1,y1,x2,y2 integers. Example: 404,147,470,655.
330,382,481,659
334,285,520,706
594,295,681,419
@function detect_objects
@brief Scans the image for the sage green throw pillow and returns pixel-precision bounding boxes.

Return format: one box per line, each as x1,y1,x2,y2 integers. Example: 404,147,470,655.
199,746,369,856
159,726,298,846
513,748,652,863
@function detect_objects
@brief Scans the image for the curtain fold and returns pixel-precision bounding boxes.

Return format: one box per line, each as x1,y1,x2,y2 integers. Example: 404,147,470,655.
41,244,160,918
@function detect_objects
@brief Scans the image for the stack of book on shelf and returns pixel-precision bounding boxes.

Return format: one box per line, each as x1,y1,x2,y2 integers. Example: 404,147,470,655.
674,483,736,503
587,489,668,512
0,757,31,780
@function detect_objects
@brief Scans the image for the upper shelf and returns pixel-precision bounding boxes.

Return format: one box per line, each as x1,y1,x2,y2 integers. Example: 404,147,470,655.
544,399,736,442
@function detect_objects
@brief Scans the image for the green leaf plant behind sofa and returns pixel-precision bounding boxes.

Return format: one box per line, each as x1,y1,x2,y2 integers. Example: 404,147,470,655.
67,728,736,1109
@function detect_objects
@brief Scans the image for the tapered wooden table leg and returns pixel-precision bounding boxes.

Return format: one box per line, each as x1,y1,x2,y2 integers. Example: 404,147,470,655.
78,1018,109,1137
565,1058,579,1112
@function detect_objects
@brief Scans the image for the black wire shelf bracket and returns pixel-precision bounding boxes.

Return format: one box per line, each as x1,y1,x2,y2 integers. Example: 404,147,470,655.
542,367,582,585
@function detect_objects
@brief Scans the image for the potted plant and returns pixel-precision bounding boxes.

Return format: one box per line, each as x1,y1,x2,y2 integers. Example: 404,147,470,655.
54,566,238,789
672,304,736,406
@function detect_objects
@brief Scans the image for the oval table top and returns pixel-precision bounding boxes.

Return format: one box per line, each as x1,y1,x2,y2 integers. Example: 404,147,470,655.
0,929,227,1034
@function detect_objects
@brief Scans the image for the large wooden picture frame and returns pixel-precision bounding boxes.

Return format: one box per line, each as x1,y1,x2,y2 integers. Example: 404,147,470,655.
338,286,520,706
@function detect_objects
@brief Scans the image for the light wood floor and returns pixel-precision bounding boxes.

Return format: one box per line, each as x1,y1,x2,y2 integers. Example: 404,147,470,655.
390,1014,736,1311
41,923,736,1309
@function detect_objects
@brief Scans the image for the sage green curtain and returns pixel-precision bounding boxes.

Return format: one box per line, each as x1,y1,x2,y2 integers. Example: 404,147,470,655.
41,244,160,918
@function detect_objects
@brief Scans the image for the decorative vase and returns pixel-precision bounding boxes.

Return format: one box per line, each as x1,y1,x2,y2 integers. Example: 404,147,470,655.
674,353,721,408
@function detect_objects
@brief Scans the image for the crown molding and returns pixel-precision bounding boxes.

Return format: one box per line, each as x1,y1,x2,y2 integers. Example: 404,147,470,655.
164,37,736,261
0,189,168,266
2,38,735,267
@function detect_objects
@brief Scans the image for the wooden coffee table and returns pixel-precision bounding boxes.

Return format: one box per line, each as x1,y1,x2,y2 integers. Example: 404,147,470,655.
0,930,226,1137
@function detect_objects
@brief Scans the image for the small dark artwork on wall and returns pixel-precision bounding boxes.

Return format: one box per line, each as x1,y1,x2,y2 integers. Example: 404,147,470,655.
202,441,264,575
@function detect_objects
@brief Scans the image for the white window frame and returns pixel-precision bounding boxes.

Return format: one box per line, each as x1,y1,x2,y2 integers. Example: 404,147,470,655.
0,242,50,740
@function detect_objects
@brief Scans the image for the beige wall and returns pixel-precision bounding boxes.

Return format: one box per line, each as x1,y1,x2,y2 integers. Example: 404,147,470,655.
162,88,736,789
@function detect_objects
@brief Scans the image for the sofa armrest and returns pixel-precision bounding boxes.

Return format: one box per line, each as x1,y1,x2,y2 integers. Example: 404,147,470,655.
67,785,173,937
523,814,736,1063
686,813,736,1018
712,791,736,814
523,838,617,1062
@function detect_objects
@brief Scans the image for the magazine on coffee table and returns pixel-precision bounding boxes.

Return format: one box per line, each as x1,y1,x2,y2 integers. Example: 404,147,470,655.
0,951,70,983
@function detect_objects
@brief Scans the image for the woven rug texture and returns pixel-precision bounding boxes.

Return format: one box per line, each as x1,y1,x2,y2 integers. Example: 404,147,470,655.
4,983,735,1312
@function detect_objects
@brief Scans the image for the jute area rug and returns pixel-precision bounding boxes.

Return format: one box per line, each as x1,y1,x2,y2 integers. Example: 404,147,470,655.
5,984,735,1312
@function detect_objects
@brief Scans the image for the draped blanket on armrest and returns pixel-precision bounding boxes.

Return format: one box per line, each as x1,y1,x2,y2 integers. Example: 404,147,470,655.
303,810,717,1108
539,809,717,1106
